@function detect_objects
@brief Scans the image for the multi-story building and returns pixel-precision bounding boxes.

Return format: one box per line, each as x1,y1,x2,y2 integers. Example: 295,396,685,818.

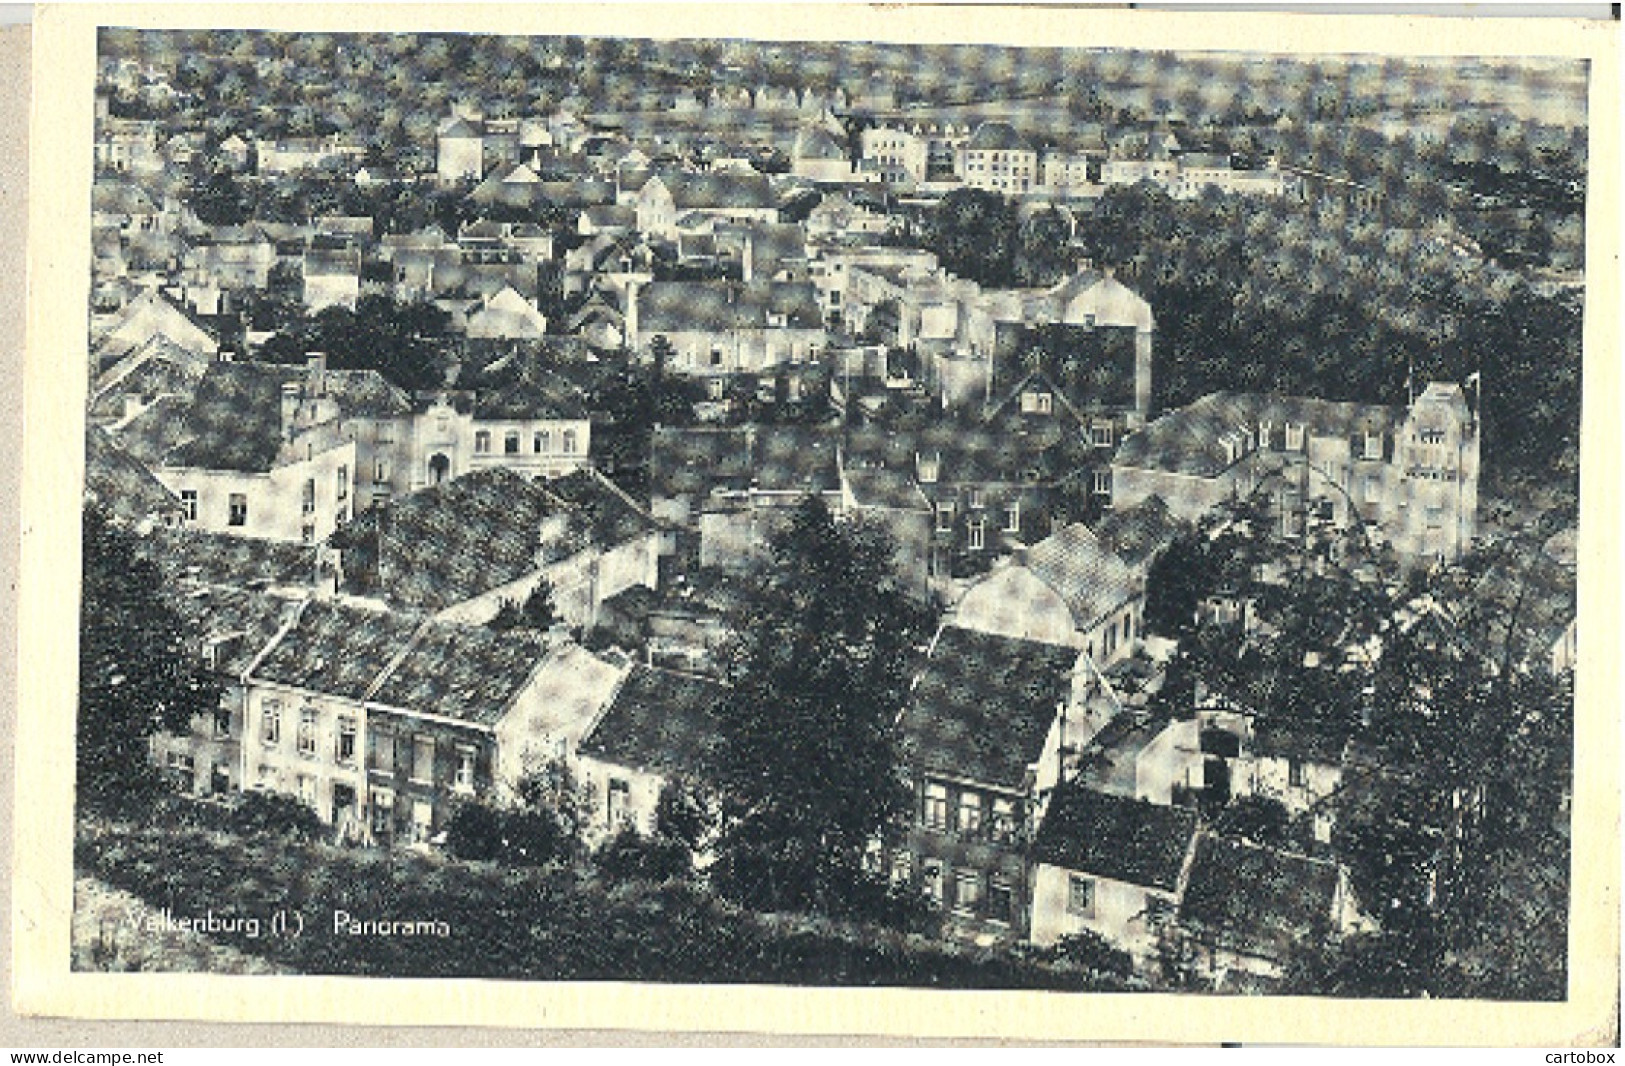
626,280,825,375
957,121,1038,195
1111,382,1480,563
859,125,929,187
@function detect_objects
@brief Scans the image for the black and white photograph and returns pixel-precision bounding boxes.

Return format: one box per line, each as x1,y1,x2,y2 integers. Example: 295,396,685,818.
12,1,1619,1044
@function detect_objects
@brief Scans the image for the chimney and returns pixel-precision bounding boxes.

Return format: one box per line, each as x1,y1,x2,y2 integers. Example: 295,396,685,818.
742,233,755,282
624,280,640,350
280,382,301,439
306,351,328,395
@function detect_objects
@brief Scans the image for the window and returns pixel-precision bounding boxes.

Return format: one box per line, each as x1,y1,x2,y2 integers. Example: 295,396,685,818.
1067,875,1096,917
987,876,1014,925
1093,471,1112,497
336,465,348,501
922,859,945,905
335,715,357,765
180,489,197,521
533,431,547,454
709,348,723,367
968,488,984,509
474,430,491,454
1288,760,1306,788
1123,614,1133,645
261,699,281,745
301,479,316,515
373,459,389,484
454,745,476,794
1363,476,1382,504
297,773,317,807
890,850,913,884
936,503,954,533
1363,431,1384,460
1021,391,1052,415
991,797,1017,843
228,493,248,527
562,429,578,455
953,869,982,916
1091,424,1114,449
412,735,435,784
707,378,725,401
958,792,983,837
1004,504,1021,533
968,520,985,551
607,777,631,826
1425,505,1445,530
410,800,433,843
370,788,394,836
297,707,319,758
213,707,232,739
1285,423,1304,451
923,781,949,830
504,431,520,455
368,725,393,772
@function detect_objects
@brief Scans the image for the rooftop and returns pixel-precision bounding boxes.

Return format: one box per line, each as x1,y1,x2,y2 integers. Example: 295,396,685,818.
578,664,726,777
369,621,551,727
1031,785,1197,892
900,625,1079,791
140,525,320,590
1179,834,1342,961
251,600,424,702
636,280,822,334
1021,523,1141,631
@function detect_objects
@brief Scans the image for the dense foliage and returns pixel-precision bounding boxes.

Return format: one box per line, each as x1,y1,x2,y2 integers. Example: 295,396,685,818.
710,497,930,920
77,507,219,816
76,815,1138,990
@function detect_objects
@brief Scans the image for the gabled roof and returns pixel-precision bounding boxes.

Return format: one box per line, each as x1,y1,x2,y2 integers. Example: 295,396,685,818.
369,621,551,727
1179,835,1342,960
844,466,930,512
1031,785,1197,892
793,126,847,162
1251,717,1348,767
650,427,755,498
251,600,423,702
964,121,1032,153
578,664,726,777
84,425,182,524
900,625,1079,791
1021,523,1141,631
439,116,482,140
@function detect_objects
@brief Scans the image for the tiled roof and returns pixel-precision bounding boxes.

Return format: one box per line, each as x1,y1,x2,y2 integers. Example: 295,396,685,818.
1250,718,1348,767
169,582,302,677
653,171,777,211
304,247,361,275
251,600,423,702
542,468,659,544
578,664,726,777
1031,785,1197,892
165,362,305,473
793,126,847,162
139,525,320,590
753,425,842,493
1021,523,1140,631
109,393,192,466
1115,392,1401,479
1091,495,1184,569
464,360,591,421
649,427,755,499
84,425,181,523
899,625,1079,790
965,121,1031,153
636,281,822,334
1178,835,1341,959
843,424,1054,484
370,621,551,727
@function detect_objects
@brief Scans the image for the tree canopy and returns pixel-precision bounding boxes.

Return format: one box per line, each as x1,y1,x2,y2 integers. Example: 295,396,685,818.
710,496,928,919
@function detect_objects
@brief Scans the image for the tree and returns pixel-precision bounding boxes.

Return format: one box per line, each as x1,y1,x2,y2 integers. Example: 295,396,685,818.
1014,205,1075,287
709,496,923,918
78,506,220,816
924,188,1020,287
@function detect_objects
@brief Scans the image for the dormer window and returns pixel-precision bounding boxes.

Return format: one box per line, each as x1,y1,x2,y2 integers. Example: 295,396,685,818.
1363,431,1384,460
1285,423,1305,451
1021,391,1053,415
916,452,940,484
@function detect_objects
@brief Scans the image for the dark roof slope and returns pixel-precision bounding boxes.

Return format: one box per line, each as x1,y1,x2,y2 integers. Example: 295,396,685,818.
900,625,1079,790
140,526,320,589
637,281,822,334
1091,495,1184,569
165,362,304,473
655,171,777,210
1031,785,1198,892
1115,392,1400,479
1179,835,1341,960
251,600,423,701
85,426,182,523
650,427,755,499
1251,717,1348,767
370,622,551,726
578,665,726,776
170,583,302,677
965,121,1031,153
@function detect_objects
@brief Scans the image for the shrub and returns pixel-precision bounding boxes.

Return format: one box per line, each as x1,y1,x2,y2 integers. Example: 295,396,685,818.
594,827,690,884
227,791,324,840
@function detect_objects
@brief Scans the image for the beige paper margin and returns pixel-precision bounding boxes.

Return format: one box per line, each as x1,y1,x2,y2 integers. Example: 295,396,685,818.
11,1,1620,1045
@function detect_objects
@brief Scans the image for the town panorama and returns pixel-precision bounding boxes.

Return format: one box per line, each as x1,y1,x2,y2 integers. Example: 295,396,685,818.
76,27,1584,998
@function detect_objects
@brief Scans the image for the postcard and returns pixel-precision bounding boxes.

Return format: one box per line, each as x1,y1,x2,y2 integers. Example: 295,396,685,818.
12,1,1620,1044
